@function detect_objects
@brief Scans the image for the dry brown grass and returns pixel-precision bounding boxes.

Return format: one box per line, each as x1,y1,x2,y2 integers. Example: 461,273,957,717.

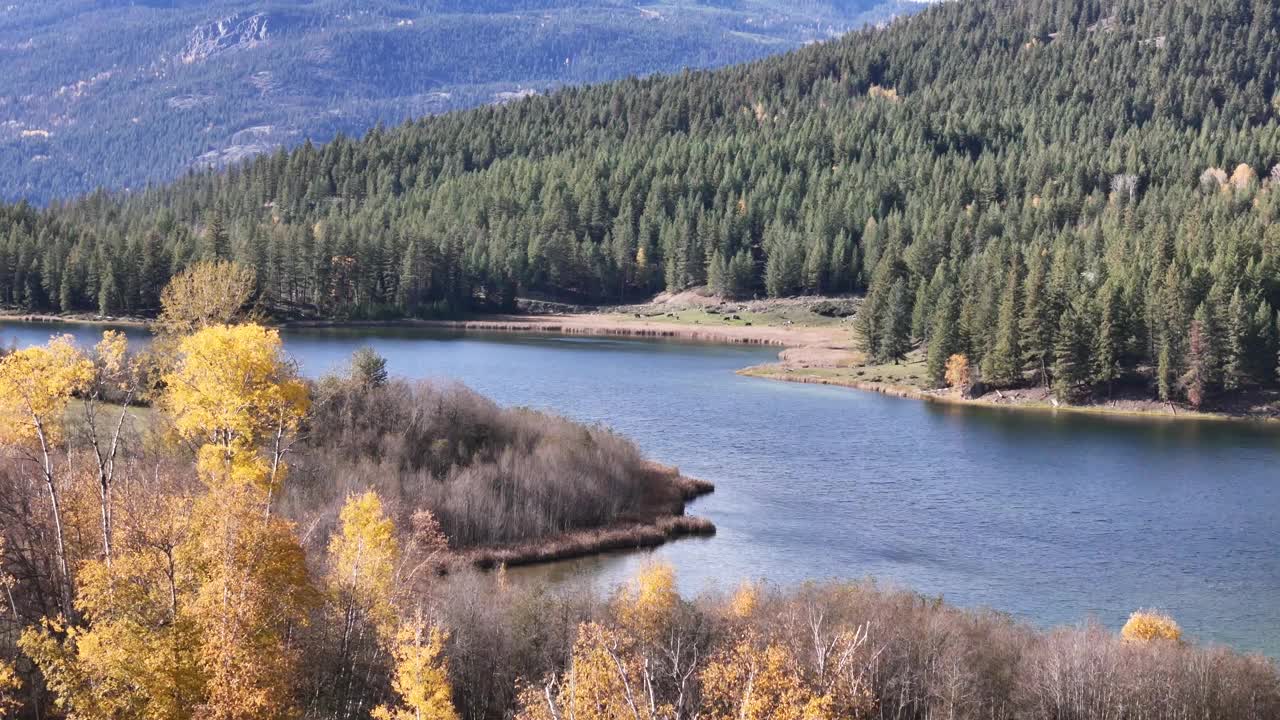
463,515,715,569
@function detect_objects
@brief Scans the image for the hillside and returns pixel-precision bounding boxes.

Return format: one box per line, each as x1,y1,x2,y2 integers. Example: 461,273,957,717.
5,0,1280,409
0,0,912,203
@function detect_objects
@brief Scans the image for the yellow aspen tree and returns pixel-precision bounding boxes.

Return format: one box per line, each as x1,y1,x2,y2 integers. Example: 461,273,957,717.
184,490,315,720
81,330,140,566
729,582,760,620
156,261,257,336
515,622,671,720
517,563,682,720
162,323,309,512
372,620,459,720
19,490,202,720
330,491,400,634
700,641,834,720
21,556,204,719
944,353,972,390
161,323,315,718
0,658,19,719
0,544,18,719
614,561,679,645
328,491,401,716
0,335,93,617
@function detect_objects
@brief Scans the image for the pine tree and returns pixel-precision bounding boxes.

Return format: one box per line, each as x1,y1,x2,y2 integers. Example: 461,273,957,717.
1181,303,1219,409
1223,287,1249,391
878,277,912,364
1251,300,1277,381
1020,244,1055,386
1051,305,1086,403
984,267,1022,386
98,263,119,316
1092,283,1123,395
926,287,959,386
1157,337,1176,403
204,211,230,261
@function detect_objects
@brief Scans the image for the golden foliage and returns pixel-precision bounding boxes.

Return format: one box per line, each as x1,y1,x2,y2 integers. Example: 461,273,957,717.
329,490,400,635
22,569,203,720
729,582,759,620
944,353,972,390
0,335,93,447
156,261,257,336
1230,163,1257,191
1121,610,1183,643
372,621,459,720
614,561,678,644
517,563,685,720
868,84,900,102
700,640,834,720
515,622,670,720
184,486,315,720
92,330,130,390
19,487,203,720
0,658,20,719
163,324,309,493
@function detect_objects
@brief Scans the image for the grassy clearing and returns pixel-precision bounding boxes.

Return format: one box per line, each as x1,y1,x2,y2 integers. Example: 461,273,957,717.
66,399,157,434
612,303,848,330
742,337,931,390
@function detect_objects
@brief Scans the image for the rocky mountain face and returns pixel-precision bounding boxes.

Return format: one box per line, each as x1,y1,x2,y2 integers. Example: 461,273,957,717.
179,12,272,64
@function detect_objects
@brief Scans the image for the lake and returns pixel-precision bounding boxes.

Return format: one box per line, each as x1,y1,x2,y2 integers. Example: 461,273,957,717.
4,320,1279,656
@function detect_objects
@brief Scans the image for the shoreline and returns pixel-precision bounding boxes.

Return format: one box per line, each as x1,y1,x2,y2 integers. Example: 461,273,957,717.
454,468,716,570
281,315,803,347
6,308,1279,425
738,364,1280,426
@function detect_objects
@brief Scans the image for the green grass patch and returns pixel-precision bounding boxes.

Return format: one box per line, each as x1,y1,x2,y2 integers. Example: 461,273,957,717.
614,305,846,329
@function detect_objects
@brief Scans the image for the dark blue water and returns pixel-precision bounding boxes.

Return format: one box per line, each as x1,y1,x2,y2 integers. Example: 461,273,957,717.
5,320,1279,655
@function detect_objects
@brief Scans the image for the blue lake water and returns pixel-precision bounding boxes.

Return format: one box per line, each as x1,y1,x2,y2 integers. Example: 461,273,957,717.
4,320,1279,656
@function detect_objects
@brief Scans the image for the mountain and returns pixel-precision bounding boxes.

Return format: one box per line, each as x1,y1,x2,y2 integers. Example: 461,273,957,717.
5,0,1280,406
0,0,916,203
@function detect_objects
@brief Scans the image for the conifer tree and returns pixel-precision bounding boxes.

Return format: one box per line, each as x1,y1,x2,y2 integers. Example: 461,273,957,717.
1182,303,1219,409
1092,283,1124,395
1020,248,1055,387
1052,305,1087,403
1157,336,1177,403
1223,287,1249,391
926,287,960,386
1252,300,1277,380
879,277,912,364
984,267,1022,386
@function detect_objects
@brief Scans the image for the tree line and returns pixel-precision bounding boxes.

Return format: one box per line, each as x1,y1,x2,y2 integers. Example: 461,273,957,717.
4,0,1280,409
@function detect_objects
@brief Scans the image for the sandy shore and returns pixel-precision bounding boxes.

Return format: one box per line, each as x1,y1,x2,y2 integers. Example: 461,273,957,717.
285,312,851,349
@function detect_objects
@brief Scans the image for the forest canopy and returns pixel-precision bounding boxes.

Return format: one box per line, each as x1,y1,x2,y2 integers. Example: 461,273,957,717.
6,0,1280,407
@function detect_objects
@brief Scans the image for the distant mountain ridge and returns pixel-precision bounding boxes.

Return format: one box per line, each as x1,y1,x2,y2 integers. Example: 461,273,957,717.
0,0,915,203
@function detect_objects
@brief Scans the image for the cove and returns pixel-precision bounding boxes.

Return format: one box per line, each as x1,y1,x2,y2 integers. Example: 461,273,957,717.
4,319,1279,656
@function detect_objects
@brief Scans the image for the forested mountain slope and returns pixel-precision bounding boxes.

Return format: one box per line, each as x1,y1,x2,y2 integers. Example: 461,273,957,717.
6,0,1280,405
0,0,911,203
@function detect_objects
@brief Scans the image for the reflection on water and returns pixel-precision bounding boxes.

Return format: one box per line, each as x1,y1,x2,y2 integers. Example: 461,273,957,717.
3,320,1279,656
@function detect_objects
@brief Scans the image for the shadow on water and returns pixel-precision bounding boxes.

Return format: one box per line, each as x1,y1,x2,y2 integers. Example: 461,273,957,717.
924,399,1279,449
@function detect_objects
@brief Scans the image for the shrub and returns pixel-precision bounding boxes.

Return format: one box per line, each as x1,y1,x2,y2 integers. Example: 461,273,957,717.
1121,609,1183,642
944,353,972,390
285,370,679,550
